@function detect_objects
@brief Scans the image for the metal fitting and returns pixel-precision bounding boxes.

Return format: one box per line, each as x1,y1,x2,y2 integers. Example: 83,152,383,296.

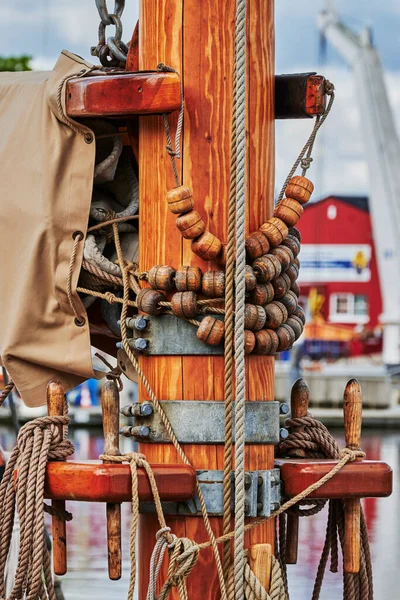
279,402,290,415
280,427,289,440
119,425,150,439
120,402,154,418
244,473,252,490
126,316,148,331
134,338,148,351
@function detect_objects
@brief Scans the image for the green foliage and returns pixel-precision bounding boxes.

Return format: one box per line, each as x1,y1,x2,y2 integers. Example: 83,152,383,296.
0,55,32,72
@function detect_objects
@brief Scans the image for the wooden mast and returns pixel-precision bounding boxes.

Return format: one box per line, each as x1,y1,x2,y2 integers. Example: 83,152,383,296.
137,1,275,597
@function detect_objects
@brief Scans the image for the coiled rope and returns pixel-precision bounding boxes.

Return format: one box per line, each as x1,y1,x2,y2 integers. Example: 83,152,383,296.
277,414,373,600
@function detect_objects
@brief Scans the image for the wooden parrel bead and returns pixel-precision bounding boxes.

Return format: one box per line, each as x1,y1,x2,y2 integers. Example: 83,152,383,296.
191,231,222,261
293,305,306,324
175,266,202,292
286,316,304,340
280,291,298,314
166,186,194,214
270,246,294,272
245,266,257,291
291,280,300,297
285,176,314,205
201,271,225,297
147,265,176,291
218,244,227,267
176,210,206,239
245,231,270,260
137,288,165,315
252,254,281,283
271,273,291,299
294,257,300,268
287,263,299,284
171,291,198,319
273,198,304,227
289,227,301,242
281,234,301,258
196,316,224,346
250,283,274,306
276,324,296,352
259,217,289,248
264,301,288,329
244,304,266,331
244,330,256,355
254,329,279,355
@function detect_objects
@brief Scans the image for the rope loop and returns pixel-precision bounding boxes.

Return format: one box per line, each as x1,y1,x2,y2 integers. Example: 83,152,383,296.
339,447,366,462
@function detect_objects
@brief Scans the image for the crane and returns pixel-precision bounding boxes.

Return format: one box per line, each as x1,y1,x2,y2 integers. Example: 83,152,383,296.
317,4,400,370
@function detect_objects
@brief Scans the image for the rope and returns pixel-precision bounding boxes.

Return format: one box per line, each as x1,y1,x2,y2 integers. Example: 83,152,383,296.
67,232,85,324
233,0,247,596
277,414,373,600
112,222,228,600
0,381,15,408
276,81,335,205
244,558,287,600
0,415,74,600
99,452,177,600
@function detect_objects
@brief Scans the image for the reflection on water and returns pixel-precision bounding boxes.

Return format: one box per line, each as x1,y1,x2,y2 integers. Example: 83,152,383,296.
0,427,397,599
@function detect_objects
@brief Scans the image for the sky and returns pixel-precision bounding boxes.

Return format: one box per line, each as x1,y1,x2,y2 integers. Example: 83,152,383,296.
1,0,399,200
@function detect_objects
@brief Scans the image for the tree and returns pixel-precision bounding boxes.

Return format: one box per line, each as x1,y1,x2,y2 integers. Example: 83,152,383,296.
0,55,32,72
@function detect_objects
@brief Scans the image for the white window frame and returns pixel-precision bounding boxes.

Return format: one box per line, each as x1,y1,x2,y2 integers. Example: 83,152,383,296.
329,293,369,324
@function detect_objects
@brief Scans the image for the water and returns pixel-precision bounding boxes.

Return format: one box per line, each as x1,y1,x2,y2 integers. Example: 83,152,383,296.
0,426,397,599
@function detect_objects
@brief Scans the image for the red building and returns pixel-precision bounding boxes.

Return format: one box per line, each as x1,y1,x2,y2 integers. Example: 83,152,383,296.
297,195,383,355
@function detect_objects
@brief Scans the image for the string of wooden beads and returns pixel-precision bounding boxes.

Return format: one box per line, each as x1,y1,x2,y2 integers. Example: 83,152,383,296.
131,175,314,353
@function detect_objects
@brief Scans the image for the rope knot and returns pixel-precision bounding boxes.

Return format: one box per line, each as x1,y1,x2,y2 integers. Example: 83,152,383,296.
324,79,335,95
104,291,116,304
300,156,313,171
340,447,366,462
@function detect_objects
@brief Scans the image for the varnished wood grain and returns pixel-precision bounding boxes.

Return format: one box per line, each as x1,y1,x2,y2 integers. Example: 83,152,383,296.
285,379,309,564
47,381,68,576
66,72,181,118
249,544,272,592
101,381,122,580
43,462,196,502
138,1,275,597
343,379,363,574
275,459,392,499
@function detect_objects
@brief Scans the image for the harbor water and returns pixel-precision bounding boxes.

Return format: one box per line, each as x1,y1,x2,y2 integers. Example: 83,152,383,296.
0,426,397,600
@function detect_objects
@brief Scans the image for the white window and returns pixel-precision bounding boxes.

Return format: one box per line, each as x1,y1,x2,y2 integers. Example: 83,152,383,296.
329,293,369,324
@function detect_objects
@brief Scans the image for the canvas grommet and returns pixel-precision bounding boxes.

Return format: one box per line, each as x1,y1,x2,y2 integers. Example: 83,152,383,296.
84,132,94,144
74,317,86,327
72,230,84,240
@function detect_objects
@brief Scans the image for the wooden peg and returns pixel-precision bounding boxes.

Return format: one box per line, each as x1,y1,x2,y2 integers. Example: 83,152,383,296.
171,291,198,318
273,197,304,227
259,217,289,248
101,381,122,580
249,544,272,592
147,265,176,291
250,282,274,306
175,266,202,292
343,379,363,574
285,379,309,565
166,186,194,214
47,381,67,576
191,231,222,261
285,176,314,205
245,231,270,260
176,210,206,239
136,288,165,315
196,316,225,345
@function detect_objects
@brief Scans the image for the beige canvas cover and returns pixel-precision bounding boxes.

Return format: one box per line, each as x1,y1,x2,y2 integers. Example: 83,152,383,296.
0,51,102,407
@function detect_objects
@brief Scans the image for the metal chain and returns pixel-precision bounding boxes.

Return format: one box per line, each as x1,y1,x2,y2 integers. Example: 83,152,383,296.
91,0,128,67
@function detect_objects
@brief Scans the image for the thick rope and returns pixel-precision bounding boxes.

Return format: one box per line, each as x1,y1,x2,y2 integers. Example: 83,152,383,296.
99,452,176,600
244,557,287,600
67,232,85,324
0,381,15,408
278,415,373,600
233,0,247,597
112,222,228,600
0,416,74,600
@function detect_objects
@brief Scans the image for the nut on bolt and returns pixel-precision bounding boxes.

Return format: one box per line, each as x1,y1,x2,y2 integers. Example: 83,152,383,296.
126,316,148,331
280,402,290,415
119,425,150,439
280,427,289,440
120,402,154,417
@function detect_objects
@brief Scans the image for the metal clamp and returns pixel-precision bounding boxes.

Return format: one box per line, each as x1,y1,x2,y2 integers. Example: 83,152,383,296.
140,468,281,517
120,400,280,445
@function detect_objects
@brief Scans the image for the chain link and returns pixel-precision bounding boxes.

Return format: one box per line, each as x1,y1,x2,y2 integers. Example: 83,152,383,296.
91,1,128,67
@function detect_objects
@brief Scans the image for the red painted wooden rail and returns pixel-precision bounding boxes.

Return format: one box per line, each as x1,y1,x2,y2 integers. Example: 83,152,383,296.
66,71,181,118
43,461,196,503
275,458,392,499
